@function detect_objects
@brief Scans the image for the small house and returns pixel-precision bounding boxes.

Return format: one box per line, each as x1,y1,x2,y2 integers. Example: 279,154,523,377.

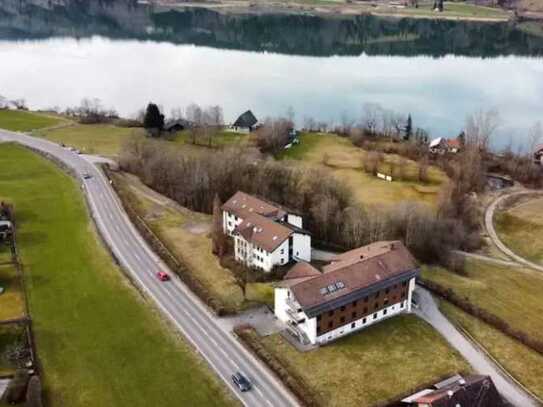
164,119,191,133
401,374,504,407
534,144,543,165
429,137,448,154
231,110,258,133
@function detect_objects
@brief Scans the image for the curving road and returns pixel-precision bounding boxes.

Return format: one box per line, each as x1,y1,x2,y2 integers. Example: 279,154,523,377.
485,191,543,273
0,129,299,407
414,287,541,407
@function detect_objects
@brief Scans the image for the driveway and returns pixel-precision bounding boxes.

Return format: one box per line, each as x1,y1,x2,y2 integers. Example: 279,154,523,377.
414,286,540,407
484,191,543,272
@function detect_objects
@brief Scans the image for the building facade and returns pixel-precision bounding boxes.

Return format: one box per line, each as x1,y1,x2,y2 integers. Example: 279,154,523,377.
274,241,419,345
222,191,311,272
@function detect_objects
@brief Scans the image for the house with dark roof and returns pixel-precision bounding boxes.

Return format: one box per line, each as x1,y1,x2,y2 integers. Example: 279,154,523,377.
222,191,311,272
164,119,192,133
274,241,419,345
401,374,504,407
534,144,543,165
231,110,258,133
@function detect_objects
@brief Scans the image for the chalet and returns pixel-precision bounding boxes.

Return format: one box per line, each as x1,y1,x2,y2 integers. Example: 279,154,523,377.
222,192,311,272
429,137,462,154
447,138,461,153
534,144,543,165
231,110,258,133
274,241,418,345
401,374,504,407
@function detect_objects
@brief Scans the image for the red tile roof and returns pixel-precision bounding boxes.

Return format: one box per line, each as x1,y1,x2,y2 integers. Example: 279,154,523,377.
234,213,293,253
222,191,286,220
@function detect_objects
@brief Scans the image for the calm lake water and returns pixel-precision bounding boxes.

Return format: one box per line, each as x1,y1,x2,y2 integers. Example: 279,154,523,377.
1,2,543,149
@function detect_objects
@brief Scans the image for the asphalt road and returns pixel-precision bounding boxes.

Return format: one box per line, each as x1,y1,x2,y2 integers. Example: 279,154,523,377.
414,286,541,407
0,130,299,407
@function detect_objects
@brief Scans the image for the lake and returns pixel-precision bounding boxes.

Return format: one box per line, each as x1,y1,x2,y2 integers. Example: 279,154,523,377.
1,1,542,149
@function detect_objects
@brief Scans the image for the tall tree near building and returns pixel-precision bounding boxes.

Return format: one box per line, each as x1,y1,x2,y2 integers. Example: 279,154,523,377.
143,103,164,134
404,114,412,141
211,194,228,257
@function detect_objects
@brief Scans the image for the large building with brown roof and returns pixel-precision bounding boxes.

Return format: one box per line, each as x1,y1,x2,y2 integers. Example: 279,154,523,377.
222,191,311,272
274,241,419,345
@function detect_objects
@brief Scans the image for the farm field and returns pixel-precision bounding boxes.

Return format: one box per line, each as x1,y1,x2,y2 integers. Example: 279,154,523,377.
421,259,543,343
280,132,447,208
0,264,24,321
111,171,273,313
495,197,543,265
0,110,64,132
0,143,234,407
258,314,470,407
441,301,543,399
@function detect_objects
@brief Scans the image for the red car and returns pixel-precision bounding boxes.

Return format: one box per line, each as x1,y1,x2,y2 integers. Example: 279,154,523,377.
156,271,170,282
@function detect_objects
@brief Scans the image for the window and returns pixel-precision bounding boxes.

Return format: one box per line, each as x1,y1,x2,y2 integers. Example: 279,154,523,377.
373,313,377,320
280,249,284,254
340,316,345,324
402,281,408,287
353,300,358,307
320,287,328,295
374,303,379,310
329,310,334,317
400,302,404,309
299,318,306,324
351,322,355,329
351,311,357,319
281,258,285,264
317,315,322,321
340,306,346,312
296,251,299,256
383,309,388,315
363,318,367,324
328,321,333,328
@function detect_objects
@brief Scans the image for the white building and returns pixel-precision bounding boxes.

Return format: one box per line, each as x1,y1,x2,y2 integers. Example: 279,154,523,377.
274,241,419,345
222,191,310,272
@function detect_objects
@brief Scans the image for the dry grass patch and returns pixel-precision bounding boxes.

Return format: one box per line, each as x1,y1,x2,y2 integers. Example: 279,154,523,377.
0,264,25,321
113,172,272,312
280,133,446,208
259,314,469,407
441,301,543,399
422,259,543,343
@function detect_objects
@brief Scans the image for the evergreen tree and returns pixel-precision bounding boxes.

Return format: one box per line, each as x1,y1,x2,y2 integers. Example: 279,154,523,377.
143,103,164,133
404,114,413,141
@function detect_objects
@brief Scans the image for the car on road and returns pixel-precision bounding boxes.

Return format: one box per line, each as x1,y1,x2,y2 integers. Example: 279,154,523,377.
82,173,92,180
156,271,170,281
232,372,251,392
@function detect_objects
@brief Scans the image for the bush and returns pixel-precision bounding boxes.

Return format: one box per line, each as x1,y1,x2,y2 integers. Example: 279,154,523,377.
2,369,30,404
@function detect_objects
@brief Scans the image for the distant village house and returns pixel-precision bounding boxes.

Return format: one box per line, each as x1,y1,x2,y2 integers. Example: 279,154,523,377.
429,136,462,154
221,192,311,272
274,241,419,345
164,119,192,133
534,144,543,165
231,110,258,133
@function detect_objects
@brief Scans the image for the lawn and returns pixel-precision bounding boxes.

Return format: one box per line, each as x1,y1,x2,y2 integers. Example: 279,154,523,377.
111,171,273,313
280,132,447,208
495,202,543,265
36,124,145,157
441,301,543,399
0,143,235,407
0,110,63,132
0,264,25,321
421,259,543,343
172,129,251,149
260,314,470,407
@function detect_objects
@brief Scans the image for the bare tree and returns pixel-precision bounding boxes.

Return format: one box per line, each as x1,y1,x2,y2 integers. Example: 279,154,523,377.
528,121,542,158
255,118,291,155
186,103,203,144
361,103,381,135
465,108,500,151
203,105,224,147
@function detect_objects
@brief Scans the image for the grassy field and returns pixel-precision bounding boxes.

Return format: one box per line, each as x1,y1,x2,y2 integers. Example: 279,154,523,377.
495,199,543,265
441,301,543,399
0,264,25,322
280,133,447,208
260,314,469,407
372,1,510,19
36,124,145,157
112,171,273,313
0,144,234,407
421,260,543,343
0,110,63,132
172,129,251,149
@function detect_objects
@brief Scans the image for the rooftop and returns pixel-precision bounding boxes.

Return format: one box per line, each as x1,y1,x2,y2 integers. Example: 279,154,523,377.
287,241,418,317
235,213,293,253
222,191,287,221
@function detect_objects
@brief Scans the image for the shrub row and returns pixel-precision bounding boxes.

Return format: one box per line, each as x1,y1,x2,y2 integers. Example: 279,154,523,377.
233,325,319,407
103,167,232,316
419,279,543,355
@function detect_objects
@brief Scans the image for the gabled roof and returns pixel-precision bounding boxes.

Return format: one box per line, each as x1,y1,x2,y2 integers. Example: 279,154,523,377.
233,110,258,128
535,144,543,154
447,138,461,148
284,262,321,280
234,213,293,253
288,241,418,317
414,375,504,407
429,137,446,148
222,191,286,220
